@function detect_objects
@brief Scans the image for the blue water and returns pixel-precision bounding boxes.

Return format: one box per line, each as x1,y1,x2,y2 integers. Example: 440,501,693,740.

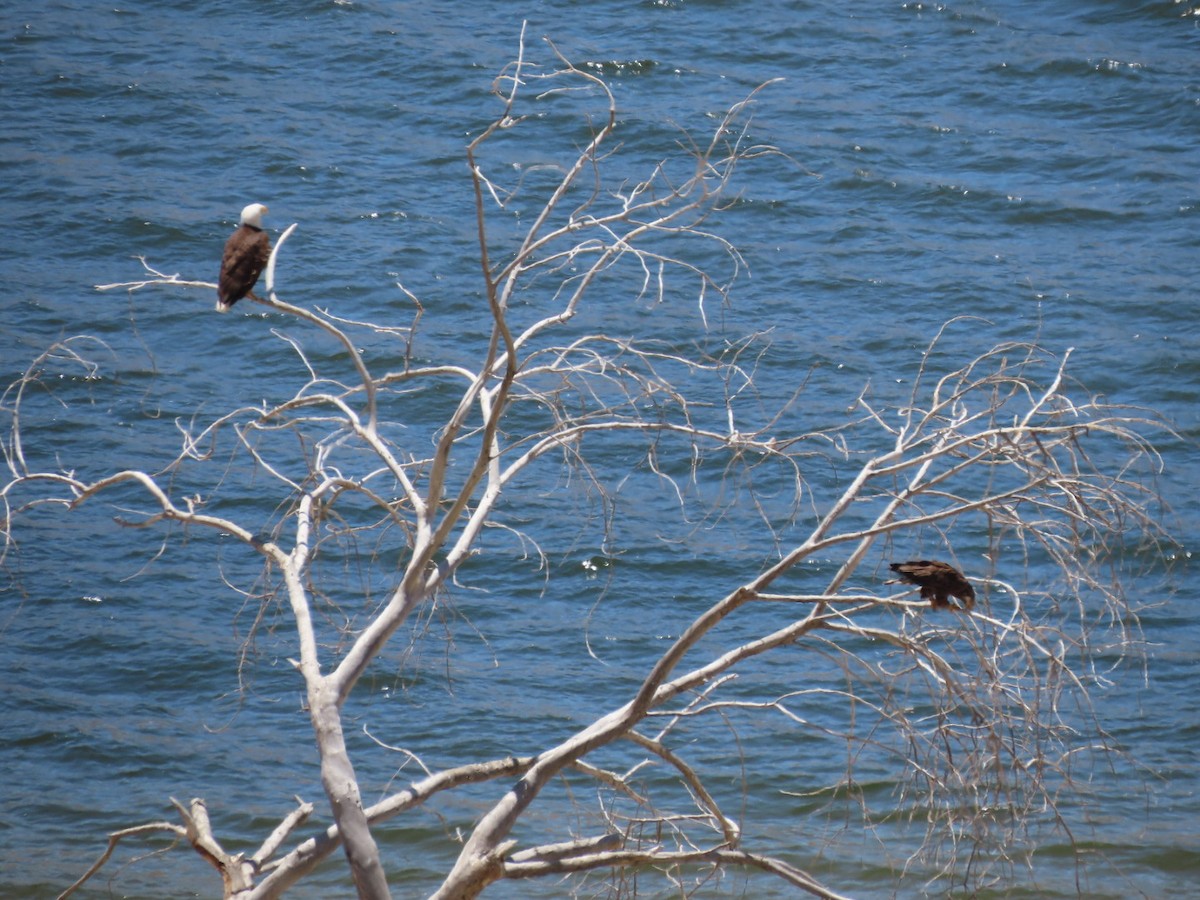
2,1,1198,896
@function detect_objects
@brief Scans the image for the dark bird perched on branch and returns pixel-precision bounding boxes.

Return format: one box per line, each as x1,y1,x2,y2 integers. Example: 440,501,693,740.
216,202,270,312
888,560,975,611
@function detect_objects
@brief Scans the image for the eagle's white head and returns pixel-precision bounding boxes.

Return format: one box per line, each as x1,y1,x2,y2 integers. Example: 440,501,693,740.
239,203,269,228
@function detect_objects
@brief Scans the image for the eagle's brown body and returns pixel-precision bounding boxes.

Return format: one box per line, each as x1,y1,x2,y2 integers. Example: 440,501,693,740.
217,203,270,312
889,560,975,610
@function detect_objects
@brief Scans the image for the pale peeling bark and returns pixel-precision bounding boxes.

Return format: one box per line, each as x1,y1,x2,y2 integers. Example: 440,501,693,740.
309,685,390,899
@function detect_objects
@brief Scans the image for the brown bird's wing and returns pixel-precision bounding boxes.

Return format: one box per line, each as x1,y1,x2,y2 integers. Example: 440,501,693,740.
889,560,975,610
218,226,270,310
889,560,941,579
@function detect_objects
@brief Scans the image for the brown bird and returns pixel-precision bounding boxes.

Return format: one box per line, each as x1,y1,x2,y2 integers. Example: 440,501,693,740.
888,560,975,611
216,202,270,312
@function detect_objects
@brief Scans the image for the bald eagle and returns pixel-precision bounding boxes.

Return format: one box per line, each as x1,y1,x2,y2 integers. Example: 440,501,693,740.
216,203,270,312
888,560,975,611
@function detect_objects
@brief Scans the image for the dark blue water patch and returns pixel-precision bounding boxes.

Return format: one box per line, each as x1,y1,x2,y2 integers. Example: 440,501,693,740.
3,0,1198,895
1068,0,1200,29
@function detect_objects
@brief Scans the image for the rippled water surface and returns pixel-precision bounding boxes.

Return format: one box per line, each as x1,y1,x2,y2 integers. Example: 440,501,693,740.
2,1,1198,897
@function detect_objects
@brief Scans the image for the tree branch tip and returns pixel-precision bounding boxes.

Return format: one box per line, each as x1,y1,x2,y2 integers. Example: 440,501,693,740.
508,832,624,864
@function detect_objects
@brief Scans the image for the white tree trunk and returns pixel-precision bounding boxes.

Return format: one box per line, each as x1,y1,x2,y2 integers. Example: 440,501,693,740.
309,681,390,899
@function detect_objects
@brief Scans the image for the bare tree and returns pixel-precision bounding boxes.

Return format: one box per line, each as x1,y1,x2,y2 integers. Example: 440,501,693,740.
2,36,1173,900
